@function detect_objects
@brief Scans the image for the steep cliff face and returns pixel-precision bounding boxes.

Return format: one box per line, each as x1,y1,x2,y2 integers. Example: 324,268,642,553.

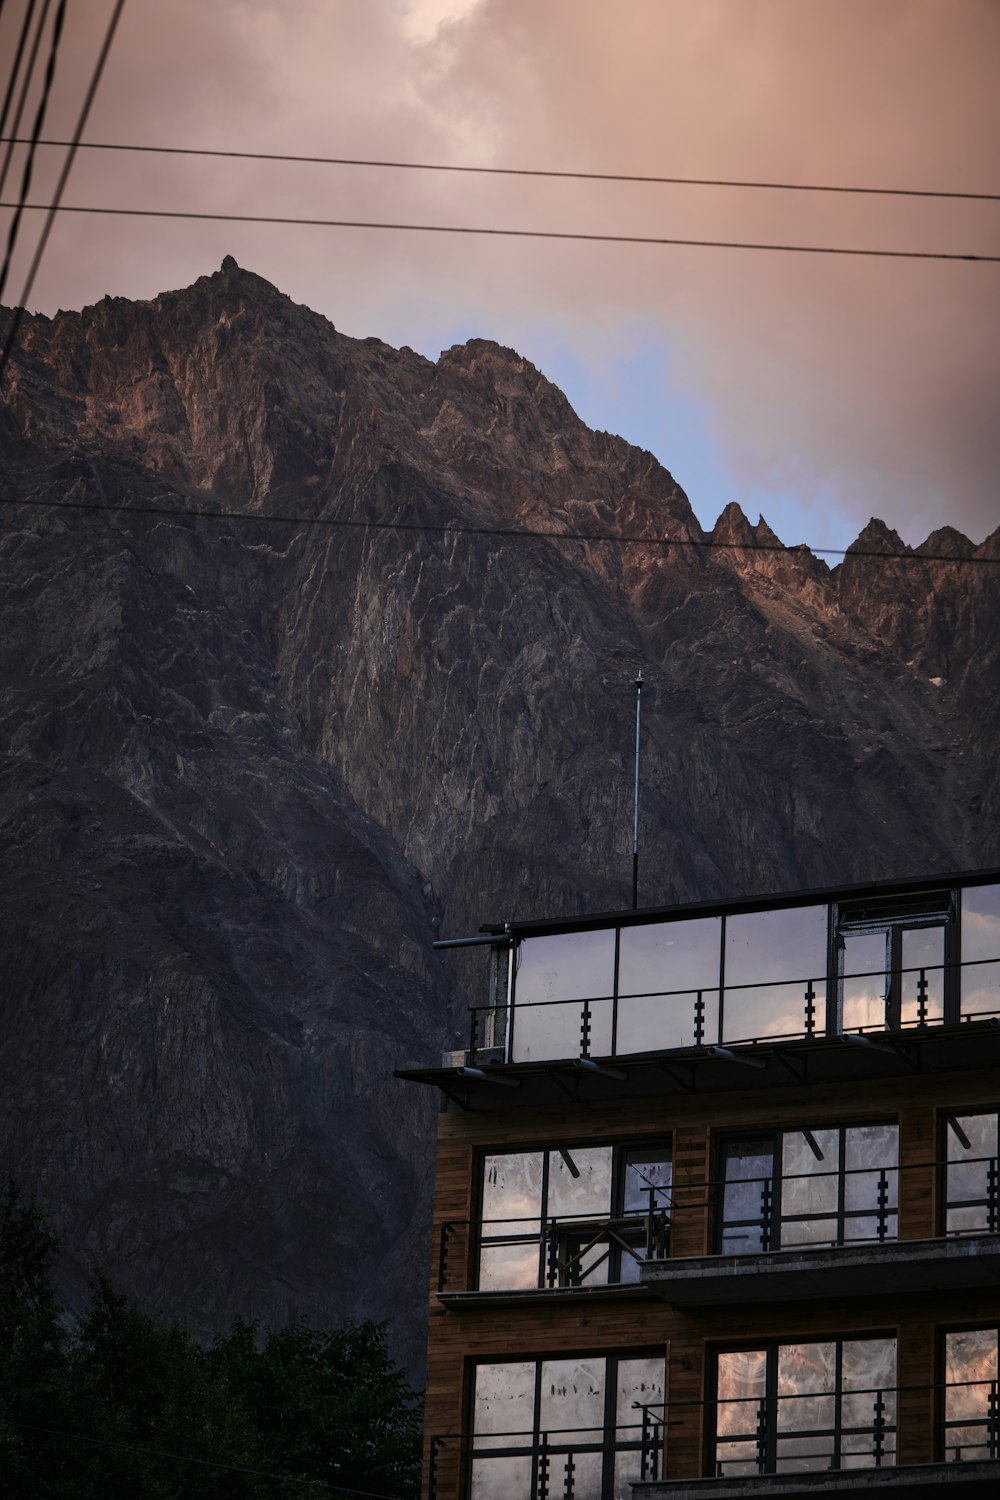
1,259,996,1366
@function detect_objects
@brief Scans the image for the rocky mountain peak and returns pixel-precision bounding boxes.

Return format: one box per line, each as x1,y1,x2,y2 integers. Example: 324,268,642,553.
0,263,996,1375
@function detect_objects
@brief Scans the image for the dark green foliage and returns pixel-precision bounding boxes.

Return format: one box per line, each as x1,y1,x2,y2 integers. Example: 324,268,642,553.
0,1187,422,1498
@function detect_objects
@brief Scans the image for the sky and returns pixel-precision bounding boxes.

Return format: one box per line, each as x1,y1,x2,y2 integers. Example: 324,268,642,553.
2,0,999,554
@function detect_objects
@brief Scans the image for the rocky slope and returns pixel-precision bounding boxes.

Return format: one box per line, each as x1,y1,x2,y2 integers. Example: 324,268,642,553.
0,258,996,1371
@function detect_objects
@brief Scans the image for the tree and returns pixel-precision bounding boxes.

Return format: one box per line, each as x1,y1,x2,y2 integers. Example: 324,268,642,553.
214,1320,422,1498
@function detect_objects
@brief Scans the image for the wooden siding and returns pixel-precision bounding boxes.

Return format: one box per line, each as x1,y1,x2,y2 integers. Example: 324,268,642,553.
422,1069,1000,1498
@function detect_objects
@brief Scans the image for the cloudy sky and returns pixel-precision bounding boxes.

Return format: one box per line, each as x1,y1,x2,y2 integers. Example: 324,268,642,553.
3,0,999,552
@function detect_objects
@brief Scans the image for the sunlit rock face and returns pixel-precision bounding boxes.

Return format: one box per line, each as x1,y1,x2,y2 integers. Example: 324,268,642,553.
0,259,996,1370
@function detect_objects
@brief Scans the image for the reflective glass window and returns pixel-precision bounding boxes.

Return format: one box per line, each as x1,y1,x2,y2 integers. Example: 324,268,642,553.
962,884,1000,1019
901,925,945,1025
944,1328,999,1462
841,929,888,1032
946,1112,1000,1236
723,905,828,1044
718,1123,897,1253
477,1140,670,1291
511,928,614,1061
617,916,721,1051
469,1353,664,1500
714,1337,896,1476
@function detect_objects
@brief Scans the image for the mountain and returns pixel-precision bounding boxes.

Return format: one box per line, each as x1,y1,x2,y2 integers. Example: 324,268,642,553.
0,258,996,1372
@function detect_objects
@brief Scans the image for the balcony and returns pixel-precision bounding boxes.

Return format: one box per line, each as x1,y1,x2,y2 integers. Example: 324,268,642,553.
436,1129,1000,1300
419,872,1000,1074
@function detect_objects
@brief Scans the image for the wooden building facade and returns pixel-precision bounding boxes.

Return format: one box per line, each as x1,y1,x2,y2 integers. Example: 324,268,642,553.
398,870,1000,1498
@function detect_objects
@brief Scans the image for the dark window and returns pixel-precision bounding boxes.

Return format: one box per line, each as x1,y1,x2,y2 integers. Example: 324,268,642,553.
714,1337,897,1476
717,1123,898,1253
945,1113,1000,1235
477,1141,671,1291
943,1328,1000,1462
470,1352,664,1499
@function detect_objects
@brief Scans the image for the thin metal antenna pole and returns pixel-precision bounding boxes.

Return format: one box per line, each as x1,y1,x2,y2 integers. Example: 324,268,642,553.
632,670,644,910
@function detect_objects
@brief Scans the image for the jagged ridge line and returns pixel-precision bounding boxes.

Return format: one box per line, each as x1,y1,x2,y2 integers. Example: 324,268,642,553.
0,492,993,565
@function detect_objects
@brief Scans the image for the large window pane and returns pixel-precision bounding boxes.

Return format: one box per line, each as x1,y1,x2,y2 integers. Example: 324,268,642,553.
776,1341,835,1472
512,930,615,1063
842,930,888,1032
841,1338,896,1468
549,1148,613,1287
479,1153,542,1291
539,1356,605,1444
473,1362,536,1450
901,926,945,1026
617,917,721,1051
947,1113,999,1235
716,1339,897,1478
779,1130,839,1248
716,1349,767,1475
723,905,827,1043
470,1456,532,1500
719,1137,775,1253
945,1328,999,1462
844,1125,898,1242
962,884,1000,1019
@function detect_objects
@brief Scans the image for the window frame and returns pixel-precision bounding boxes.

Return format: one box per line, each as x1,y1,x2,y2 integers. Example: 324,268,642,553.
710,1333,898,1478
474,1137,672,1292
714,1120,900,1255
466,1348,666,1500
942,1110,1000,1237
939,1323,1000,1464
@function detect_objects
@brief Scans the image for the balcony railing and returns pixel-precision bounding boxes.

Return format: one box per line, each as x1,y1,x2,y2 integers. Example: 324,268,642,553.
466,955,1000,1066
427,1380,999,1499
436,1155,999,1294
438,1196,671,1294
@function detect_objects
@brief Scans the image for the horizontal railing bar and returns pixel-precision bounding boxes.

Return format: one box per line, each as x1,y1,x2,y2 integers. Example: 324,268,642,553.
477,954,1000,1015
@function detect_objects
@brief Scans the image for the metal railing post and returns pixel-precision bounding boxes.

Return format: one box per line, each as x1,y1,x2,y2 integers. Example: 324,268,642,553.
694,989,705,1045
805,980,817,1036
872,1388,886,1468
579,999,592,1059
437,1223,452,1293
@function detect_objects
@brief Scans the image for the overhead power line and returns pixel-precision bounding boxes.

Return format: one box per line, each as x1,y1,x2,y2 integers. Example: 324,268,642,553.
0,0,127,385
0,0,66,306
0,0,55,206
4,135,1000,204
1,199,997,264
1,490,995,567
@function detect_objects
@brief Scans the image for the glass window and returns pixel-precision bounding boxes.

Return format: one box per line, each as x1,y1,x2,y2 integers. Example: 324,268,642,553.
841,929,888,1032
962,884,1000,1019
477,1141,670,1291
714,1337,896,1476
837,893,950,1033
617,916,722,1052
944,1328,1000,1462
901,925,945,1025
470,1353,664,1500
717,1124,898,1253
718,1136,775,1254
511,929,615,1062
945,1112,999,1236
723,905,828,1044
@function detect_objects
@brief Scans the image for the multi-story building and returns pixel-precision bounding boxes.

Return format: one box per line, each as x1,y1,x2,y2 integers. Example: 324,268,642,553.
398,869,1000,1499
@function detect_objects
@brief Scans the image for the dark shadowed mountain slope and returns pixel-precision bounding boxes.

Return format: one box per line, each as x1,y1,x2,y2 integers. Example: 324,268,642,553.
0,259,996,1369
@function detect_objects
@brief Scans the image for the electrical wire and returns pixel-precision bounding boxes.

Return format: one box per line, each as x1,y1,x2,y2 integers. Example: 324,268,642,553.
0,0,127,384
0,488,994,566
0,0,54,204
3,135,999,203
1,198,997,264
12,1421,407,1497
0,1,39,150
0,0,66,305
